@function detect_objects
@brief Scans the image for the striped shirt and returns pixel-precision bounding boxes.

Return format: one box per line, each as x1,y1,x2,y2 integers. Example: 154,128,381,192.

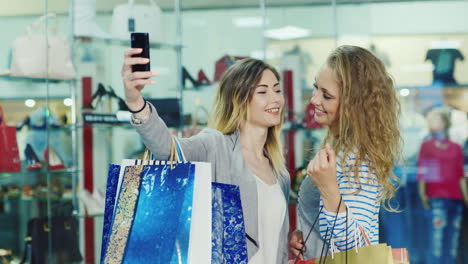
319,150,383,253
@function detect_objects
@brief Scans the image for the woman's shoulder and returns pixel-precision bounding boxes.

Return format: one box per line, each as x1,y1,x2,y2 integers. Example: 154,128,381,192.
337,148,373,166
337,149,380,184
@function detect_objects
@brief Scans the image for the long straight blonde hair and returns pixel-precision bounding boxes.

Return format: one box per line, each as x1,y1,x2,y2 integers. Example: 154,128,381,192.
209,58,286,174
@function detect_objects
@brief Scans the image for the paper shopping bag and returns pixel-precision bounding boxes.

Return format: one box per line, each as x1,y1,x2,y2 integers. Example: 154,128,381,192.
0,106,21,172
102,160,212,264
211,182,248,264
10,14,75,79
294,243,394,264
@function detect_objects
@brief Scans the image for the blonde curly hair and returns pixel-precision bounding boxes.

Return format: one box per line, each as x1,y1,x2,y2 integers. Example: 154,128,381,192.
323,45,402,210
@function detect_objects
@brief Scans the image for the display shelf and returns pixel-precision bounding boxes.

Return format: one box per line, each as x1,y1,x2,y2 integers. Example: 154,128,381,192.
0,168,81,178
0,75,78,83
75,36,183,50
76,214,104,218
1,197,73,202
77,123,133,129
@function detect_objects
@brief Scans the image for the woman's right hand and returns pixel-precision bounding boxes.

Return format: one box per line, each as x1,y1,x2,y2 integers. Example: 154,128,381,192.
121,48,158,111
289,230,305,260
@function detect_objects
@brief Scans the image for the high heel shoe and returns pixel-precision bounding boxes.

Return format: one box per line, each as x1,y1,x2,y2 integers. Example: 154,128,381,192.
197,70,211,86
78,189,104,216
182,66,198,88
24,144,42,171
44,147,66,170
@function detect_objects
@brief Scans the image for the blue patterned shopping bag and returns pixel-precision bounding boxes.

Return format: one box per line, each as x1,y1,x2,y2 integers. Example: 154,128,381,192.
211,183,248,264
123,163,196,263
100,164,121,263
104,162,206,264
101,139,212,264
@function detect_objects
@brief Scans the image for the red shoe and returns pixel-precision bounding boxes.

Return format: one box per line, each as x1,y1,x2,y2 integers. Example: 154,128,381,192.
25,144,42,171
44,147,66,170
197,70,211,86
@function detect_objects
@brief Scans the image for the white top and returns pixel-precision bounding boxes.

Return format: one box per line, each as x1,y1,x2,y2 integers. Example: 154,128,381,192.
249,176,286,264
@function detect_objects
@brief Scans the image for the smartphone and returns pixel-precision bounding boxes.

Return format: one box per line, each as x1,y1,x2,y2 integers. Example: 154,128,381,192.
130,32,150,72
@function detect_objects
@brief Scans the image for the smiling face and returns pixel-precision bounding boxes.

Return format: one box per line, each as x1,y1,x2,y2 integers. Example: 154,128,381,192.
246,69,284,128
310,65,340,128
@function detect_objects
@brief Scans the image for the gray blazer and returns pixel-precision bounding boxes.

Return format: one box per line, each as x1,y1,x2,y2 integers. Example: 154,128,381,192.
297,177,326,259
132,104,290,263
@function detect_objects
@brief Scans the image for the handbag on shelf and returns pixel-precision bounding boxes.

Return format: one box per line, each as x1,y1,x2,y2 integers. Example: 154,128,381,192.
0,106,21,172
25,216,82,264
9,13,76,80
111,0,163,43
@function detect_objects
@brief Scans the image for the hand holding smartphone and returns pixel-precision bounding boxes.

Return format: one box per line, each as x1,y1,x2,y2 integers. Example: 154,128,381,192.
130,32,150,72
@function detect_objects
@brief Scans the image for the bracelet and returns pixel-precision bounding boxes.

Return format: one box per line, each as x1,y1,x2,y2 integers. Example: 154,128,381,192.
128,99,147,114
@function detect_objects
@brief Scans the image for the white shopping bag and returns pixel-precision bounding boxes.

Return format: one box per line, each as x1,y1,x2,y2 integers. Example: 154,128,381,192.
103,138,211,264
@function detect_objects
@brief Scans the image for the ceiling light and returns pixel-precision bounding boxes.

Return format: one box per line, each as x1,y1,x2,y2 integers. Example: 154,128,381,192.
64,98,73,106
232,17,266,28
25,99,36,108
264,26,310,41
400,89,410,97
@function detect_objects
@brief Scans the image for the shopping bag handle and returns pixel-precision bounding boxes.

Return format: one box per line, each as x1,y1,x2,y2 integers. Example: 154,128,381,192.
297,205,324,262
358,226,371,246
0,106,5,127
128,0,157,7
317,197,343,263
27,13,58,35
169,136,187,169
173,137,186,162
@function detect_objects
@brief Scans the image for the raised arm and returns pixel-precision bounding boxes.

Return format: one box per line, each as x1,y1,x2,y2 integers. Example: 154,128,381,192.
122,48,210,161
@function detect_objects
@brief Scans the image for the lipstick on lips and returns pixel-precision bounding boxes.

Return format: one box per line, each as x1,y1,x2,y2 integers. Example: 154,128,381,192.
314,108,326,117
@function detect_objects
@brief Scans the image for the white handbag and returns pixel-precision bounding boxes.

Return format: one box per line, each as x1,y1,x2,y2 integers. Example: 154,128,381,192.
111,0,163,43
10,14,76,80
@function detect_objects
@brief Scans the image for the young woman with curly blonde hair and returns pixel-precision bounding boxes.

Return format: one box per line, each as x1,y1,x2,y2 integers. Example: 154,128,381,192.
289,45,401,260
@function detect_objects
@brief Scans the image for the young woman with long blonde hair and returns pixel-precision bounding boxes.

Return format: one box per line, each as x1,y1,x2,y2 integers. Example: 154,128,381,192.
122,52,290,263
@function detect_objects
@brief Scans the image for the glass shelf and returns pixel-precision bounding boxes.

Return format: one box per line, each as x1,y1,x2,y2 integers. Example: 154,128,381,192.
0,168,81,178
75,36,183,50
76,123,134,129
1,197,73,202
0,75,78,83
76,214,104,218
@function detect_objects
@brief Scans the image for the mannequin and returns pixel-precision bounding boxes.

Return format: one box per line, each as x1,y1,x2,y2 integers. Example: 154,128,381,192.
425,46,464,85
417,108,467,264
